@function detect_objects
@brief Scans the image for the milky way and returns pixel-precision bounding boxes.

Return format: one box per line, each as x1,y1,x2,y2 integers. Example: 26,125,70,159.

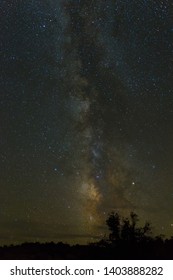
1,0,173,245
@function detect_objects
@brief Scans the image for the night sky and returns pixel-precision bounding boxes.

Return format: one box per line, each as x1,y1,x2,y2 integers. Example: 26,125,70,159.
1,0,173,245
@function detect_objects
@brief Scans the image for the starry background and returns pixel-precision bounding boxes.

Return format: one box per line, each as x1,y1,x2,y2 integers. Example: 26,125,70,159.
0,0,173,245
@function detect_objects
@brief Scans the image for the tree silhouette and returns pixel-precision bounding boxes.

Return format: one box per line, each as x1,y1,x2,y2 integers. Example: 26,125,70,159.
106,211,152,243
106,212,121,241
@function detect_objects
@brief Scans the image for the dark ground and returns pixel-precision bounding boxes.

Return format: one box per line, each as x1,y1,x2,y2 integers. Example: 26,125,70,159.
0,238,173,260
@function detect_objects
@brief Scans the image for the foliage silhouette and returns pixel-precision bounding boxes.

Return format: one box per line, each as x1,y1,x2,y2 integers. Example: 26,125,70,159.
106,211,152,243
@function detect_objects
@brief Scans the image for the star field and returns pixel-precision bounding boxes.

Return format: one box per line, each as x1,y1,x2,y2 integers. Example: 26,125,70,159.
0,0,173,245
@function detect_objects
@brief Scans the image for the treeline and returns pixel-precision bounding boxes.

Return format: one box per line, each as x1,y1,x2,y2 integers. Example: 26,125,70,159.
0,212,173,259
